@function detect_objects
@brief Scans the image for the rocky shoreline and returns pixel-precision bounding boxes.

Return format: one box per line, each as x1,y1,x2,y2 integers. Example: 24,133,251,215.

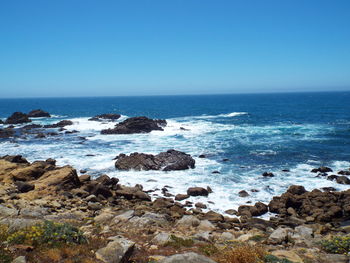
1,155,350,263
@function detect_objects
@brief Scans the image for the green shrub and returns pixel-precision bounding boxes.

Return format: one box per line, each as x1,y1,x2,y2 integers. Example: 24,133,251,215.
320,235,350,254
264,254,295,263
7,221,86,247
164,235,194,248
199,243,219,256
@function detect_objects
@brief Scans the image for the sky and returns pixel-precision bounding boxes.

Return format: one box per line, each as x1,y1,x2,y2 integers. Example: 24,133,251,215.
0,0,350,98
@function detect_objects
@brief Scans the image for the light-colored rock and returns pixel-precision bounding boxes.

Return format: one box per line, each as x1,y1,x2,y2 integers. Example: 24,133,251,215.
95,236,135,263
0,218,40,231
197,220,216,231
193,231,211,242
176,215,200,228
11,256,26,263
292,225,313,239
129,212,168,227
152,232,171,245
220,232,235,241
268,227,292,245
158,252,217,263
95,212,115,224
236,233,255,242
0,205,18,217
20,207,48,218
113,210,134,224
271,250,303,263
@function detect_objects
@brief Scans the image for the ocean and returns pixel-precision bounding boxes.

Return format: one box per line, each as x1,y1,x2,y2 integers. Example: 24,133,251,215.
1,91,350,214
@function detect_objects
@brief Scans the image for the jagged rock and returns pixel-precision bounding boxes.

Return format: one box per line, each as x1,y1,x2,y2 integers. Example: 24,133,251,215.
187,187,208,196
311,166,333,173
1,155,29,164
89,113,121,121
238,202,268,217
95,236,135,263
287,185,307,195
338,170,350,175
5,112,31,124
27,109,51,118
115,149,195,171
158,252,217,263
101,116,166,134
44,120,73,128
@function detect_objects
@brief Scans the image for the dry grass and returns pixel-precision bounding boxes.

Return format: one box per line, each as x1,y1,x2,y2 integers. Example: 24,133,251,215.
215,244,266,263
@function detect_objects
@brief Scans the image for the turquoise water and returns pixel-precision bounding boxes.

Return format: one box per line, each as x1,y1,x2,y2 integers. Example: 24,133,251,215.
1,91,349,213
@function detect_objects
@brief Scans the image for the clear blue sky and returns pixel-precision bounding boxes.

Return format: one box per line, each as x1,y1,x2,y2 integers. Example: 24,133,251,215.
0,0,349,98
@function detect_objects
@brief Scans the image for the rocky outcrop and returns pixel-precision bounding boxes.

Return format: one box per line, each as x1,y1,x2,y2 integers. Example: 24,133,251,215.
44,120,73,128
5,112,31,124
27,109,51,118
101,116,166,134
115,149,195,171
88,113,121,121
269,185,350,223
0,128,15,138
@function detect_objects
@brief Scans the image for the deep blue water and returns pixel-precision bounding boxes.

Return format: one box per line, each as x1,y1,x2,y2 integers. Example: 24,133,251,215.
1,91,350,212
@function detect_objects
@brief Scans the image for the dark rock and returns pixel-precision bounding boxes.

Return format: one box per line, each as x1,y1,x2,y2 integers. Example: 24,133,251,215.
80,169,87,174
0,119,3,124
327,174,338,181
95,174,119,186
1,155,29,164
195,202,207,209
22,124,43,129
262,172,274,177
45,158,56,166
91,184,113,198
88,113,121,121
15,181,35,193
187,187,209,196
321,187,337,192
339,170,350,175
115,149,195,171
203,211,224,222
212,170,220,174
311,166,333,173
28,109,51,118
207,186,213,193
35,133,46,138
225,209,237,215
336,176,350,185
5,112,31,124
175,194,189,201
44,120,73,128
198,154,206,158
238,190,249,197
282,169,290,172
287,185,306,195
222,158,230,162
101,116,166,134
0,128,15,138
79,174,91,183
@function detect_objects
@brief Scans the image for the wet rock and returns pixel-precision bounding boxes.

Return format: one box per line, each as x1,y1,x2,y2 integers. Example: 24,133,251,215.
115,149,195,171
95,235,135,263
158,252,217,263
336,175,350,184
35,133,46,138
44,120,73,128
22,124,43,130
45,158,56,166
287,185,306,195
195,202,207,209
1,155,29,164
338,170,350,175
0,128,15,138
96,174,119,186
79,174,91,182
238,190,249,197
101,116,166,134
311,166,333,173
187,187,209,197
225,209,237,215
321,187,337,192
89,113,121,121
212,170,220,174
15,181,35,193
175,194,189,201
238,202,268,217
5,112,31,124
27,109,51,118
262,172,274,177
198,154,206,158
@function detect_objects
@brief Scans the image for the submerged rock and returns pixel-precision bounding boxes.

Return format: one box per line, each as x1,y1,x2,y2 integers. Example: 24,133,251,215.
311,166,333,173
0,128,15,138
27,109,51,118
44,120,73,128
101,116,166,134
89,113,121,121
115,149,195,171
5,112,31,124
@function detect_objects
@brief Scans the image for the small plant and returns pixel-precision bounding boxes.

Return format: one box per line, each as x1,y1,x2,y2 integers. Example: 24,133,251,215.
7,221,86,247
164,235,194,248
264,254,295,263
216,244,266,263
199,243,219,256
248,234,266,242
320,235,350,254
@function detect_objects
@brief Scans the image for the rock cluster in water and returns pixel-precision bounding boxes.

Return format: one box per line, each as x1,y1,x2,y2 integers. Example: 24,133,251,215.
101,116,167,134
115,149,195,171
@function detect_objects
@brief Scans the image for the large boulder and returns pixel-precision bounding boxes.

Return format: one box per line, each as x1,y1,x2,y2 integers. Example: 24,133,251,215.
28,109,51,118
89,113,121,121
187,187,208,196
95,236,135,263
101,116,166,134
115,149,195,171
5,112,31,124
